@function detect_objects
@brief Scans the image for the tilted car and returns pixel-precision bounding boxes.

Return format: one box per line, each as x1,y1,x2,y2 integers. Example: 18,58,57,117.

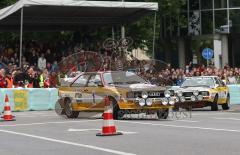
58,71,176,119
170,76,230,111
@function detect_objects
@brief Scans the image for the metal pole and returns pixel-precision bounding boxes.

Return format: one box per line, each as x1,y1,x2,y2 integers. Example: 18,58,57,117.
112,26,115,41
227,0,230,33
152,11,157,59
121,26,125,39
20,7,23,68
199,0,202,35
213,0,215,34
187,0,190,35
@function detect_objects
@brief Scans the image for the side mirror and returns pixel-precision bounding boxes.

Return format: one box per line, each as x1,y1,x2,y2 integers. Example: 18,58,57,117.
215,84,220,88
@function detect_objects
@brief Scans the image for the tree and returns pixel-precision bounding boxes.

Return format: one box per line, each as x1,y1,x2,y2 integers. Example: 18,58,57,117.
0,0,17,8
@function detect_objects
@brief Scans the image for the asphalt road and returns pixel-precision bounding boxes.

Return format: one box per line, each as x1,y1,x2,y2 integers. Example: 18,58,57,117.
0,106,240,155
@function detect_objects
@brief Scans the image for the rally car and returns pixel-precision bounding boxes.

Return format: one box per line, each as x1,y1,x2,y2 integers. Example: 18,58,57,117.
58,71,176,119
170,76,230,111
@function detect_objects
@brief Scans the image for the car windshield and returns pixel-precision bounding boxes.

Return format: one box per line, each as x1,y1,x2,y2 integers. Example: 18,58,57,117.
181,77,215,88
103,72,147,85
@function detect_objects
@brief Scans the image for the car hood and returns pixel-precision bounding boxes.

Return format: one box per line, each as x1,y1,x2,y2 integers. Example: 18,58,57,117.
114,83,166,92
172,86,210,92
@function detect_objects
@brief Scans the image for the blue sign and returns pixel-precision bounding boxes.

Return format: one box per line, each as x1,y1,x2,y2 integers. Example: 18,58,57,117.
202,48,214,60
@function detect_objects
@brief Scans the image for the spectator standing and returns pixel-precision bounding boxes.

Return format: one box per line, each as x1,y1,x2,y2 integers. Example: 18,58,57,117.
29,49,38,66
45,49,54,64
38,53,46,70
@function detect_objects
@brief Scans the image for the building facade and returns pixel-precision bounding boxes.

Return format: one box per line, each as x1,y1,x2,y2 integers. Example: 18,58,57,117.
177,0,240,68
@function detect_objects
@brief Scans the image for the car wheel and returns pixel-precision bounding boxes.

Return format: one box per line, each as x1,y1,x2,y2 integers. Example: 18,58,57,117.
211,95,219,111
55,100,65,115
108,97,120,120
64,98,79,118
157,109,169,119
222,95,230,110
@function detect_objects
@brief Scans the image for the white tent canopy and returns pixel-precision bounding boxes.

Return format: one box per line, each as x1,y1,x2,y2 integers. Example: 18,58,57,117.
0,0,158,31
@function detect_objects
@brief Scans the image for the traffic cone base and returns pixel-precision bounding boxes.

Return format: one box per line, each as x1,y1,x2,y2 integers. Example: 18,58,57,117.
96,132,123,136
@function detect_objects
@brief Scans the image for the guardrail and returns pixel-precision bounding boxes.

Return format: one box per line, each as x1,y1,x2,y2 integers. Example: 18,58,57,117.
0,88,58,112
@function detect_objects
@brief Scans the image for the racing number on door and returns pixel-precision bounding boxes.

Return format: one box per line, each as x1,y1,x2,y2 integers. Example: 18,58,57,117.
75,93,82,103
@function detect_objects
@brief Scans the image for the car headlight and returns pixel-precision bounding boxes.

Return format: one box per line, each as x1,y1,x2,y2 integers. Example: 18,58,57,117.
146,98,153,106
177,91,183,97
197,95,203,101
162,98,168,105
164,90,171,98
141,91,148,99
193,90,199,96
175,97,180,103
139,99,145,106
191,95,196,101
180,96,185,102
169,97,175,105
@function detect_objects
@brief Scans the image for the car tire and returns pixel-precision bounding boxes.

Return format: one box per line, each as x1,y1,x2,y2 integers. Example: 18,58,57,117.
64,98,79,118
222,95,230,110
157,109,169,119
211,95,219,111
109,97,120,120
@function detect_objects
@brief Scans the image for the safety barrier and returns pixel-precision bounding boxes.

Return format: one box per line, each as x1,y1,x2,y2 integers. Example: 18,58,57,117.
0,86,239,112
0,88,58,112
227,85,240,105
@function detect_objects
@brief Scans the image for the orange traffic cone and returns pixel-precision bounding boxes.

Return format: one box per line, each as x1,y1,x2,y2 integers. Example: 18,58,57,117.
2,95,15,121
96,96,122,136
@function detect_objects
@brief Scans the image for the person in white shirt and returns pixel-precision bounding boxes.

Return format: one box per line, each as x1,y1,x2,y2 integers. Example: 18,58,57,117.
38,53,46,70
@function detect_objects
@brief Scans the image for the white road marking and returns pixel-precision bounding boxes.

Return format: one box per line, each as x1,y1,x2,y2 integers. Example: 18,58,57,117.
0,120,100,127
117,121,240,133
193,112,240,116
0,129,136,155
175,120,198,123
68,128,138,134
15,116,37,118
214,117,240,121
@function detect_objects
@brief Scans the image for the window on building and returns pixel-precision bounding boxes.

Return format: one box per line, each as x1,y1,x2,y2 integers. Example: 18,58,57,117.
229,0,240,7
190,0,199,10
214,0,227,9
230,9,240,33
201,0,213,10
215,10,228,33
201,11,213,34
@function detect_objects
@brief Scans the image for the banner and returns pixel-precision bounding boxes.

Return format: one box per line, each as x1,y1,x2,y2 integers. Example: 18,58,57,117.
14,90,29,111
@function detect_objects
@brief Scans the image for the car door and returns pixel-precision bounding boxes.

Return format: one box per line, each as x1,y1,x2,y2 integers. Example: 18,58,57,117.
70,74,92,109
84,73,105,110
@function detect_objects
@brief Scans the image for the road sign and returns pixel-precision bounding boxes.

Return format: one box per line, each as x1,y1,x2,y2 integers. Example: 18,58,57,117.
202,48,214,60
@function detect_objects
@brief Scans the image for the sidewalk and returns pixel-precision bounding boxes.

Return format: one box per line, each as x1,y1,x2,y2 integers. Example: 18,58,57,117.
228,104,240,112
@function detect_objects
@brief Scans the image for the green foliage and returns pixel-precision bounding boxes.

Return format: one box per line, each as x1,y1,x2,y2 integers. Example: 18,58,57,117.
0,0,17,8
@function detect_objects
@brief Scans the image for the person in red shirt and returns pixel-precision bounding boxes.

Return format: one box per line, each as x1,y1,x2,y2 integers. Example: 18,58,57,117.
0,68,7,88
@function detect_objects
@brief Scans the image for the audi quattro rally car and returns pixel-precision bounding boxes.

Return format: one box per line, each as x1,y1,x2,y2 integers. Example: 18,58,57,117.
58,71,176,119
171,76,229,111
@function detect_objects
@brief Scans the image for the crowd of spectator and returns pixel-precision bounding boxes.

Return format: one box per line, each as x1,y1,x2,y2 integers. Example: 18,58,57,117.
0,40,240,88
